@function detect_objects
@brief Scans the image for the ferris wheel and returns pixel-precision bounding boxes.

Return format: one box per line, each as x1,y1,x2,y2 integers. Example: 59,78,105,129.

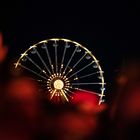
15,38,106,104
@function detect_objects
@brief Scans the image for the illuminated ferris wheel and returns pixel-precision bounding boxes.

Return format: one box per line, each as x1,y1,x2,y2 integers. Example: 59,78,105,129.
15,38,106,104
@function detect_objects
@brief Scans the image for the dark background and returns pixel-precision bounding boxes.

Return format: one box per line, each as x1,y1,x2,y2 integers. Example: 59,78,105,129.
0,0,140,101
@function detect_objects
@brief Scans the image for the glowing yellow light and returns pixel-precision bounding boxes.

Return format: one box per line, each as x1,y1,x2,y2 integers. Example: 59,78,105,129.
53,79,64,90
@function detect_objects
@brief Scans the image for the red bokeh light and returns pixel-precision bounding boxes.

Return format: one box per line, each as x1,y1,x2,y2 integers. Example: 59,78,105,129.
0,33,8,63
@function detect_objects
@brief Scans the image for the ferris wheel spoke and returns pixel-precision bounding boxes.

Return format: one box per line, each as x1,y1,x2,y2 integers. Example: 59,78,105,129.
68,87,92,97
76,88,105,104
60,89,69,102
43,43,54,74
68,86,85,94
19,64,48,80
34,47,52,75
63,89,73,98
54,42,58,73
25,55,49,77
63,45,78,74
65,88,75,95
65,53,87,76
59,44,67,73
68,61,94,79
71,82,104,85
73,53,87,69
77,71,100,79
75,88,99,96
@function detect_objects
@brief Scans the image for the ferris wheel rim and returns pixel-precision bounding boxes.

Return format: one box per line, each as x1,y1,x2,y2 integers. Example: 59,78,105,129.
14,38,106,104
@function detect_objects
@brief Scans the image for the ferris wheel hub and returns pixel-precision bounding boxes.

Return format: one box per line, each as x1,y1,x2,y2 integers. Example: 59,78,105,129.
53,79,64,90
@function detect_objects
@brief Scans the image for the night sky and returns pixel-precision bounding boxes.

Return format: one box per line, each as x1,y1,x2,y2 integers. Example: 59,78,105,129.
0,0,140,101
